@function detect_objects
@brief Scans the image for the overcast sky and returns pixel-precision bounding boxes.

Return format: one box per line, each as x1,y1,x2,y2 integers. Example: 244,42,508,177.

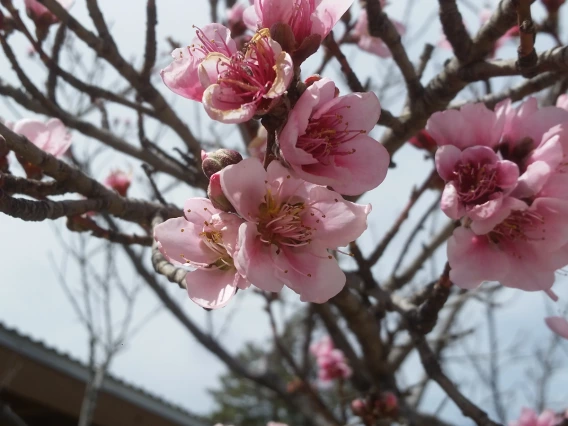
1,0,567,424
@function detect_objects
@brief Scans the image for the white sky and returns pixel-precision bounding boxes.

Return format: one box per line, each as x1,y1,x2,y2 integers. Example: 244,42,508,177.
1,0,568,424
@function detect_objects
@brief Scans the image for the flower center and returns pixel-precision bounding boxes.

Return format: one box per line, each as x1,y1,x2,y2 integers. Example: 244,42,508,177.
257,191,313,248
188,26,233,58
182,214,234,271
288,0,317,43
214,29,277,108
453,161,498,204
488,210,544,244
298,106,364,165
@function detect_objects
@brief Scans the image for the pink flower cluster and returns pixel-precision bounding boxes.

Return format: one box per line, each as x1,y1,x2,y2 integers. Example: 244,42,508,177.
427,97,568,294
155,158,372,308
509,407,566,426
156,1,392,309
310,336,352,383
162,0,356,124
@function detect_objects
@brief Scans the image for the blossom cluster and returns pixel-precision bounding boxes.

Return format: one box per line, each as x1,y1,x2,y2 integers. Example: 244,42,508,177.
509,407,567,426
154,0,393,309
309,336,352,383
426,97,568,295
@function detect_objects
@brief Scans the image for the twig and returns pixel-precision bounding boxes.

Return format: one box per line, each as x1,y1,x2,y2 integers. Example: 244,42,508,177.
438,0,473,61
367,168,437,266
516,0,538,77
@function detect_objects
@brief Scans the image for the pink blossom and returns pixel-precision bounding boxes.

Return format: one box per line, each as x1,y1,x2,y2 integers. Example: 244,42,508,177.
556,94,568,111
12,118,72,158
435,145,519,220
427,103,506,150
24,0,73,24
220,158,371,302
495,98,568,164
545,316,568,340
243,0,353,48
153,198,249,309
509,408,557,426
103,170,131,197
514,123,568,200
316,348,352,382
279,78,389,195
161,24,238,102
310,335,334,357
351,9,405,58
310,336,351,383
448,197,568,291
199,29,293,123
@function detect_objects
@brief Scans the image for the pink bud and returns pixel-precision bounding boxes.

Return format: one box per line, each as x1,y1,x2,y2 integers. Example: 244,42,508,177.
202,149,243,179
409,129,437,152
350,399,367,416
104,170,132,197
207,172,234,212
382,392,398,412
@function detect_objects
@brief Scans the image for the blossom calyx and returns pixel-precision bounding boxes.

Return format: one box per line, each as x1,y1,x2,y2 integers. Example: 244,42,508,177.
202,149,243,179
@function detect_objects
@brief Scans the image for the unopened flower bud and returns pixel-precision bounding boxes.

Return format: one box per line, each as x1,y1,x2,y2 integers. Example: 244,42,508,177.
207,172,234,212
202,149,243,179
409,129,437,153
382,392,398,412
104,170,132,197
350,399,367,416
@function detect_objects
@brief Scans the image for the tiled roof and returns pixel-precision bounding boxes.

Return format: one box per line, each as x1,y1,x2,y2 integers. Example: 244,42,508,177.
0,321,208,426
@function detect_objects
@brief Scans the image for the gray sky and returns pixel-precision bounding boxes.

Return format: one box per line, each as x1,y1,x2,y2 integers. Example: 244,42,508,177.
1,0,567,423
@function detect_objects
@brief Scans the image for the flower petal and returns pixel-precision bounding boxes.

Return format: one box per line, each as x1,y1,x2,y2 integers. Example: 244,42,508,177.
545,316,568,340
448,227,510,289
185,268,237,309
220,158,266,221
233,223,284,292
154,217,217,266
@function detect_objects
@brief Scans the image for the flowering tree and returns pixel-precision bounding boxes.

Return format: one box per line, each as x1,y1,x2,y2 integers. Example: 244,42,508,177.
1,0,568,425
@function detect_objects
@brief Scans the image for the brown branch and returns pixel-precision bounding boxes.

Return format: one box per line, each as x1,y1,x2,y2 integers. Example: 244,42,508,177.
516,0,538,77
0,192,102,221
2,2,158,119
141,0,157,82
411,334,502,426
38,0,205,162
322,32,365,92
0,174,71,197
365,0,422,101
330,286,387,388
0,129,181,225
66,215,153,246
385,220,455,292
382,0,519,156
367,168,437,266
406,263,452,335
47,23,66,103
438,0,473,61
